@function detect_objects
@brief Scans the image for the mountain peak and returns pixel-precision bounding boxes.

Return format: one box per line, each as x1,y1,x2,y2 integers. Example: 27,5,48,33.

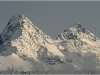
57,23,99,42
0,15,100,74
74,23,82,28
8,14,25,23
6,14,34,29
11,14,24,19
0,14,34,43
8,14,26,26
63,23,83,32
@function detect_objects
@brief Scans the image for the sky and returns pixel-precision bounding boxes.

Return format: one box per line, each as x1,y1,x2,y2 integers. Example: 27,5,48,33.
0,1,100,39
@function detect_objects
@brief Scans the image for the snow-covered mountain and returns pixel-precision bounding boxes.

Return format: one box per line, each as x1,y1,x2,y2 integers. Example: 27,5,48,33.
0,14,100,74
56,23,100,73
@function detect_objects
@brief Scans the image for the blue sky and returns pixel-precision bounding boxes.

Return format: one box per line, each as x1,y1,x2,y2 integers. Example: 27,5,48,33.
0,1,100,39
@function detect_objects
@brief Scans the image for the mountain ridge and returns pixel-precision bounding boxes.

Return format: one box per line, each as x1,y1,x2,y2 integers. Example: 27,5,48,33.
0,14,100,74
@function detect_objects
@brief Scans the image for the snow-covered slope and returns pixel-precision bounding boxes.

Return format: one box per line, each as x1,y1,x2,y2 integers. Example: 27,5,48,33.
56,23,100,56
0,14,66,74
56,23,100,73
0,14,100,74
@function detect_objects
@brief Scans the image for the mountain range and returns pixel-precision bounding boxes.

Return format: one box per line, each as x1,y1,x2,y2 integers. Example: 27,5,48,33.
0,14,100,74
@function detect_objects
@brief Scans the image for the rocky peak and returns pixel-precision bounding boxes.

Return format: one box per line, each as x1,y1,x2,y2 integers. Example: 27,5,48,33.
57,23,99,42
74,23,82,28
0,14,34,44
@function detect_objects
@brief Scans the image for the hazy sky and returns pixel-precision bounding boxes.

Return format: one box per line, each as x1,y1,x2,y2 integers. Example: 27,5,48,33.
0,1,100,39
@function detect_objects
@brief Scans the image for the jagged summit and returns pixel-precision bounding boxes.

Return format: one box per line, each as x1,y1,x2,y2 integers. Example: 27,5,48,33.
7,14,33,27
57,23,99,42
10,14,24,19
57,23,84,40
64,23,84,32
7,14,25,26
0,14,26,51
0,14,35,43
74,23,82,27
